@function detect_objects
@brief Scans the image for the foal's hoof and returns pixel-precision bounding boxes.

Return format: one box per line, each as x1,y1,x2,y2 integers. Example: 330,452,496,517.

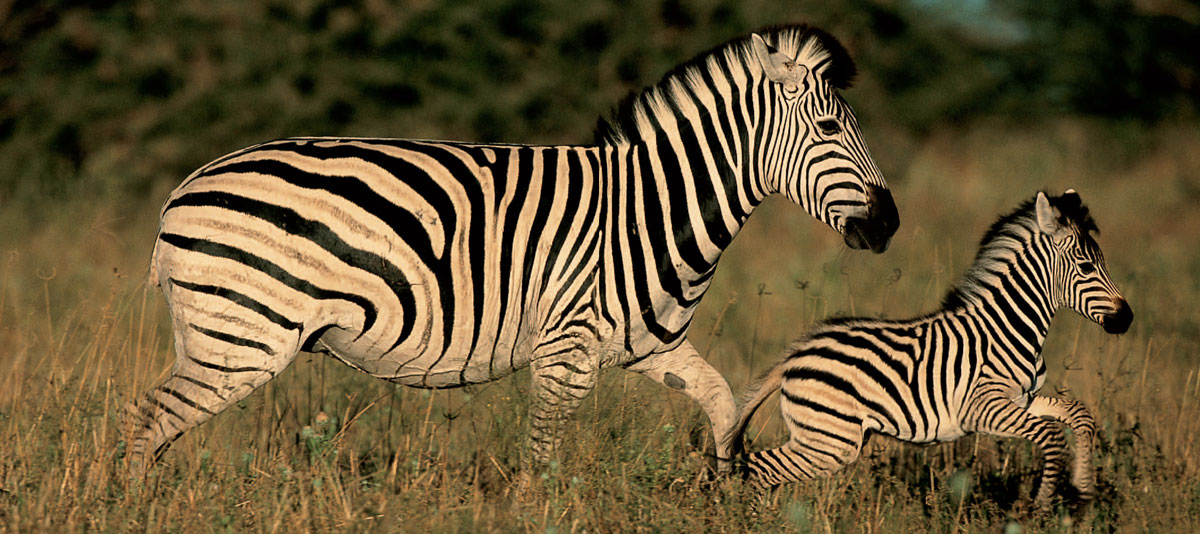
1010,497,1051,520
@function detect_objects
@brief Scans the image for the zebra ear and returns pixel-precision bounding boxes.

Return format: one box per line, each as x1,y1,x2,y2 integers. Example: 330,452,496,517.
1035,192,1063,236
750,33,808,90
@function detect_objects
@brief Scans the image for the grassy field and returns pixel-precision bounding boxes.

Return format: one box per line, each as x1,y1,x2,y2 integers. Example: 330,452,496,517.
0,118,1197,533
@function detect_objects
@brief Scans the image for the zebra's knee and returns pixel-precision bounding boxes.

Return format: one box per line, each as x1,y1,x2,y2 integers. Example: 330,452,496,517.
1047,426,1068,449
1039,429,1069,461
1072,469,1097,501
1068,403,1097,438
749,475,774,508
531,353,599,404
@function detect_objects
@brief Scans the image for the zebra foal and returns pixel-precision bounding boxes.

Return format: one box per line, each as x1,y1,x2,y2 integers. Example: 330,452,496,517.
724,190,1132,510
128,24,900,478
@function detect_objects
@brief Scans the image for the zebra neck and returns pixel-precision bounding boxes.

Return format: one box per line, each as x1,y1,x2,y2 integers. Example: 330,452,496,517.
947,240,1056,359
603,133,760,265
595,141,760,354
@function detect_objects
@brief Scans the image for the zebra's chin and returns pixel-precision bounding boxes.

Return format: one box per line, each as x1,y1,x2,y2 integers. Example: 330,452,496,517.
842,219,894,254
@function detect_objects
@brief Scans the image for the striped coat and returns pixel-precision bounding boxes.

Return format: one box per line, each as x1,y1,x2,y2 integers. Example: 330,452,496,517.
131,24,900,476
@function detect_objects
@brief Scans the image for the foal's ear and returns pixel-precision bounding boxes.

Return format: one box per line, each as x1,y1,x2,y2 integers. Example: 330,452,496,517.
1035,192,1065,237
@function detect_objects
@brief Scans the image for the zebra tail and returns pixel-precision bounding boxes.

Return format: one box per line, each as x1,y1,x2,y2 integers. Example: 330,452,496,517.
146,234,162,287
719,360,787,456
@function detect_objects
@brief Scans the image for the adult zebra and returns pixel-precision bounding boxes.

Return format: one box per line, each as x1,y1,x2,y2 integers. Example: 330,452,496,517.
724,190,1132,510
130,24,899,477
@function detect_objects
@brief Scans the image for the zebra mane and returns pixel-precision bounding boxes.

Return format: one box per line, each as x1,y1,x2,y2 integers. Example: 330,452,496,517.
1052,191,1099,235
593,24,857,146
941,191,1100,310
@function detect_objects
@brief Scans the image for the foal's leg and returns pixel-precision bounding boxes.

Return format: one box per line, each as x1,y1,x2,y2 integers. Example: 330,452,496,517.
1026,396,1098,501
743,393,868,513
963,390,1070,510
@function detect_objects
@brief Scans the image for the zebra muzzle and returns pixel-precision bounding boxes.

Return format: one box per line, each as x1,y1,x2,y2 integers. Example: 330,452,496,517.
842,186,899,254
1102,298,1133,334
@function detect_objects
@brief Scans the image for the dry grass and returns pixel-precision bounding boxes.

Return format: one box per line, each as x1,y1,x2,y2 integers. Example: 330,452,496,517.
1,121,1198,532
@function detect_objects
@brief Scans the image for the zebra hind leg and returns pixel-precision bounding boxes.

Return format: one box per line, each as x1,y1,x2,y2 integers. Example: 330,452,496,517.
625,341,737,474
125,293,302,474
742,424,866,516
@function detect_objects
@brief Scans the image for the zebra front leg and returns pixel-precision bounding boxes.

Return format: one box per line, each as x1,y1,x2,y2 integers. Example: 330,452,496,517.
521,344,600,482
1026,396,1098,502
963,391,1070,511
626,341,737,474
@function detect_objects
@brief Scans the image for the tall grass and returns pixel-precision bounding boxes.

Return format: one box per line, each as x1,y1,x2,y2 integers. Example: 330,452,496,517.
1,121,1198,532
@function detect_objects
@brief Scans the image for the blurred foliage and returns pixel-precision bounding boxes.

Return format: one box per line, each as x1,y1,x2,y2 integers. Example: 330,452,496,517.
0,4,1198,530
0,0,1196,209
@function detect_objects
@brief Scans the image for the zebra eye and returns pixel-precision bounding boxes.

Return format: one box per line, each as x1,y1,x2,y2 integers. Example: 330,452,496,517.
816,119,841,136
1078,261,1095,275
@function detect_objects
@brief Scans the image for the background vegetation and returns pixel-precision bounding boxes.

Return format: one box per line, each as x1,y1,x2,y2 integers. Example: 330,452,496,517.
1,0,1198,531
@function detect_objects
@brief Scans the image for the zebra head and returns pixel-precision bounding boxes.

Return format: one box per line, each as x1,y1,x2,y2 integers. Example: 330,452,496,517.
750,30,899,253
1035,190,1133,334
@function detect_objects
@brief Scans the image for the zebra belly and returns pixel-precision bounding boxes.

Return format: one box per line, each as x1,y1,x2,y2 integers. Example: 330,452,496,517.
153,222,540,390
931,421,968,442
880,413,968,445
312,320,536,389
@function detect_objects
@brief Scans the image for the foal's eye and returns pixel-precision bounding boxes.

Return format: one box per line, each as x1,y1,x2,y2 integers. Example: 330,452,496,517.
816,119,842,136
1078,261,1095,275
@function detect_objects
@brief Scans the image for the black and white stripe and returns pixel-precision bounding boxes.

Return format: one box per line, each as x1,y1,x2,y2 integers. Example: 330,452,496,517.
128,24,900,475
724,190,1132,510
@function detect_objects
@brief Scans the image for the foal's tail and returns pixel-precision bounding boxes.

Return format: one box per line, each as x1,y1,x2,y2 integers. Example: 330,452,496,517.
718,360,787,458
